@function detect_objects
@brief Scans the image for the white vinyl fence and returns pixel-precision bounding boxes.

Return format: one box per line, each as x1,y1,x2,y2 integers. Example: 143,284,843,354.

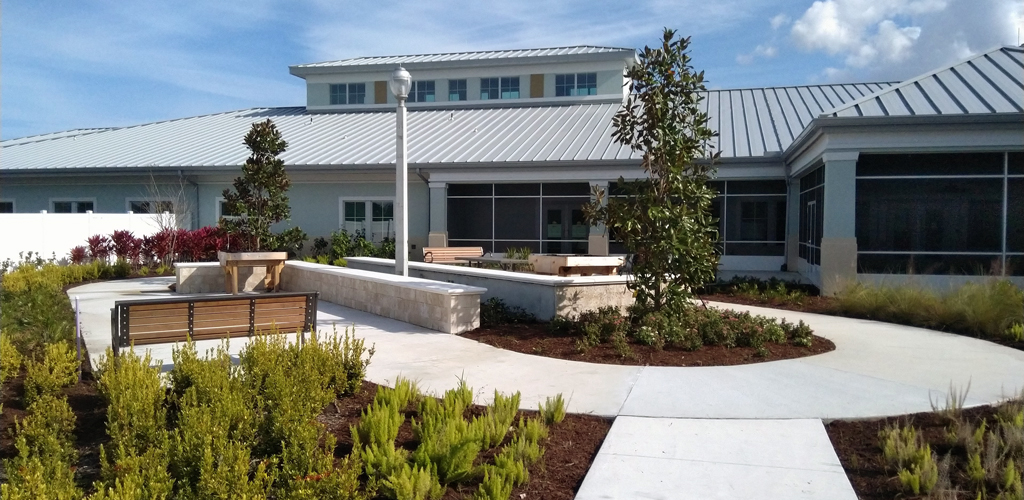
0,212,178,263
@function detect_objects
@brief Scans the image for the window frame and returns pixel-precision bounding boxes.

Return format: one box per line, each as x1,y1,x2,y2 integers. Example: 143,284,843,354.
555,72,598,97
49,198,97,214
329,83,367,105
480,78,499,100
216,196,242,220
126,198,175,214
337,197,395,243
409,81,436,103
448,79,467,101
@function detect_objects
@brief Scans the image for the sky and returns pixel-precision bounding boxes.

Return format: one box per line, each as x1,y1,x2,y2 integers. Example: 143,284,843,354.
2,0,1021,140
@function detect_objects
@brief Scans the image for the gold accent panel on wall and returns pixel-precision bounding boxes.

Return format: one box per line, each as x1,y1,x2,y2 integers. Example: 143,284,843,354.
375,81,387,104
530,74,544,98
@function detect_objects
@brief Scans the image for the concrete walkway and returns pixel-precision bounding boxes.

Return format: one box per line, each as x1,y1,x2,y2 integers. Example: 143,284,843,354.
69,278,1024,499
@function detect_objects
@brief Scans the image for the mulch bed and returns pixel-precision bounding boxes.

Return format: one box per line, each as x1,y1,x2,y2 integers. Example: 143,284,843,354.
699,293,838,315
825,404,1008,500
461,322,835,367
3,372,610,499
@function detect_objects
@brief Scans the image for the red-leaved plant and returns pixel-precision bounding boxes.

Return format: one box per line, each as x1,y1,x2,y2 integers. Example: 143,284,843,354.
86,234,112,262
69,246,88,265
110,230,143,264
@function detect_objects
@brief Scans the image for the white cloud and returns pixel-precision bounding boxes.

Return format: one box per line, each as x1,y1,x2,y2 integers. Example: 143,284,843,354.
791,0,1022,81
298,0,759,62
770,14,791,30
737,44,779,64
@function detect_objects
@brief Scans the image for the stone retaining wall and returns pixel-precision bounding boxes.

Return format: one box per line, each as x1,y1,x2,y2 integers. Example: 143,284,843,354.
279,261,485,334
346,257,633,320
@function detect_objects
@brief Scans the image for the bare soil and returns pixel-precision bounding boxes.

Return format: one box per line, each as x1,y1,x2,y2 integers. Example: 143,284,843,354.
461,322,835,367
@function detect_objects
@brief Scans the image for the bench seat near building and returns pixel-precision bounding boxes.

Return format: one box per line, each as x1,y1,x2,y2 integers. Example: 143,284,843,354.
422,246,484,264
110,292,318,355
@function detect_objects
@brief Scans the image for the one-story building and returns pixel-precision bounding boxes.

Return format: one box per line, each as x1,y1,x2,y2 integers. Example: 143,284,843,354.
2,45,1021,293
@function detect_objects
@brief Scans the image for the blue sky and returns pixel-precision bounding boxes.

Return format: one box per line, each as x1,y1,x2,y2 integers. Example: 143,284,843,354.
2,0,1021,139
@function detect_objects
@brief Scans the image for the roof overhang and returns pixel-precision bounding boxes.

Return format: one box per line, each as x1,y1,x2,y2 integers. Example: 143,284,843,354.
784,113,1024,177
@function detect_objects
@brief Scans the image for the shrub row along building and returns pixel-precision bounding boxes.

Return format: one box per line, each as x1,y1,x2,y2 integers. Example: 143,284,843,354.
1,45,1022,293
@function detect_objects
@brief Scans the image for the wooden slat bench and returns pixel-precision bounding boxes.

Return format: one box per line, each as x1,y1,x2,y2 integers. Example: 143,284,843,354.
422,246,484,264
110,291,319,355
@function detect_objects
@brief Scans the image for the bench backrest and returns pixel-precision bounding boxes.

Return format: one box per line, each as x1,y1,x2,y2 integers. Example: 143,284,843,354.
422,246,484,263
111,292,318,355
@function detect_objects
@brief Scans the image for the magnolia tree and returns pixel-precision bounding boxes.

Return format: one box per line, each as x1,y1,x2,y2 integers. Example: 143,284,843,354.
220,119,306,253
584,29,720,314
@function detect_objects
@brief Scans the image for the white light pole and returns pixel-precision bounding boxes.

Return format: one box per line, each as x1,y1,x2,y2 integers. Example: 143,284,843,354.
389,66,412,276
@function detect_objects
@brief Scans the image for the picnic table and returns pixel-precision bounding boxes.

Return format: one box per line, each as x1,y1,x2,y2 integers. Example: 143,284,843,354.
463,255,531,271
218,251,288,295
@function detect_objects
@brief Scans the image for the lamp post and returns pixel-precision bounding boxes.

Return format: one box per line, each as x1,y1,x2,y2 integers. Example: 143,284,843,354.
389,66,412,276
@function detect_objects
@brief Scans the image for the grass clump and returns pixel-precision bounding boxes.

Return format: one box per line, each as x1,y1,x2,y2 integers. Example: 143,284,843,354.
834,279,1024,341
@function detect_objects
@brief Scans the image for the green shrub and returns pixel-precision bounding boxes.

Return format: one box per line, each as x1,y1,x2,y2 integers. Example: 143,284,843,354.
1,454,82,500
95,444,174,500
352,400,405,449
97,348,167,458
374,377,420,412
412,413,483,484
475,390,520,449
834,280,1024,340
382,463,443,500
281,455,363,500
472,468,514,500
1,333,24,383
481,298,536,327
539,394,566,425
897,448,938,495
23,341,79,406
3,394,82,500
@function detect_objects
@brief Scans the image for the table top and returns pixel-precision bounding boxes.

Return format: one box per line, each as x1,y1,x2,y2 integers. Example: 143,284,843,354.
463,255,529,265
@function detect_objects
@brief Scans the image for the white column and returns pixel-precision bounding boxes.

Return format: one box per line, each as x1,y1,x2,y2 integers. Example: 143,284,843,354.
820,151,859,295
395,98,409,276
428,182,448,248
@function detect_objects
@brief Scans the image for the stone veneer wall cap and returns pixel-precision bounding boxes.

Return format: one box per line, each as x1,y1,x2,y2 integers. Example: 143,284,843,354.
284,260,487,296
345,256,631,287
174,262,222,269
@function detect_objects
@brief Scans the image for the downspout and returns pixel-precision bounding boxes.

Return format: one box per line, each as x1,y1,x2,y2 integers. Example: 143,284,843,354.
415,168,430,242
179,169,199,229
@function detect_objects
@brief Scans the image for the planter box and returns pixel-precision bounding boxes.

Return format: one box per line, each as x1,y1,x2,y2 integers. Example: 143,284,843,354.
529,254,624,276
218,251,289,294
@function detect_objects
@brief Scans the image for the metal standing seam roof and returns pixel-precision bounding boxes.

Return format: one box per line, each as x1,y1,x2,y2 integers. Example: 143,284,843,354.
703,82,896,157
826,46,1024,117
0,82,906,172
0,104,638,171
293,46,635,68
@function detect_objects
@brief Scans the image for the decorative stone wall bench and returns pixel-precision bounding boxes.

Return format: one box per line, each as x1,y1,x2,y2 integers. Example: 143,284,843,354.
176,262,268,294
277,261,485,334
346,257,632,321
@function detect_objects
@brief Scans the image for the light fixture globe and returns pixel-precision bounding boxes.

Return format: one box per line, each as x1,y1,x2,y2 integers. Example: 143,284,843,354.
389,66,412,99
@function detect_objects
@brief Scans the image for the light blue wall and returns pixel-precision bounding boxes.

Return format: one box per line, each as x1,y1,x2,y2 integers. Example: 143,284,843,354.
198,180,430,249
2,177,430,253
0,181,186,215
